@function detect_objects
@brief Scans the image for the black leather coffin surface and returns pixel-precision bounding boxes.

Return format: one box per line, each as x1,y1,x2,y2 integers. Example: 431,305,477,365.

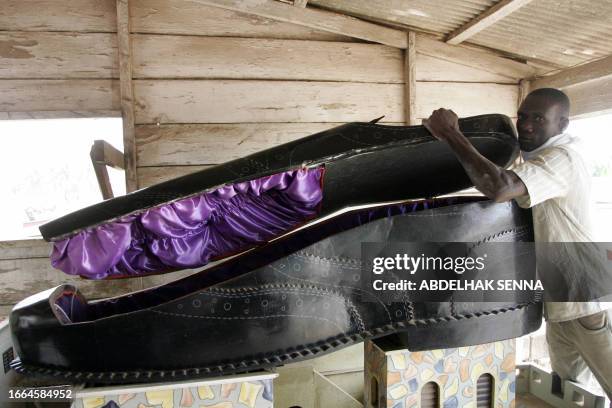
40,114,518,241
11,197,542,384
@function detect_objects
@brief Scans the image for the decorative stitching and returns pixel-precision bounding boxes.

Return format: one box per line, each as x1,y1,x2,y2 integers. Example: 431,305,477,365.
11,301,537,384
199,288,349,300
406,301,415,321
400,291,411,320
292,251,362,268
268,263,393,323
346,304,366,332
152,310,347,333
470,226,531,248
196,284,366,332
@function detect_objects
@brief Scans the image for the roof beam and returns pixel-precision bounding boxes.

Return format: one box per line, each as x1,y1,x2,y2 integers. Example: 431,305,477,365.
190,0,407,48
565,76,612,118
446,0,535,45
190,0,535,82
530,54,612,90
416,34,535,80
191,0,534,80
518,78,530,107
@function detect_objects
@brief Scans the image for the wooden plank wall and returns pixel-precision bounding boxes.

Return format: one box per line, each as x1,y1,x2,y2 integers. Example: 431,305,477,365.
0,238,201,318
0,240,132,315
0,0,521,314
0,0,119,119
131,4,519,186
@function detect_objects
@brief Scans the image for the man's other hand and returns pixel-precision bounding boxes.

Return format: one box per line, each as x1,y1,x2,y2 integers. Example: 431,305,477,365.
422,108,461,141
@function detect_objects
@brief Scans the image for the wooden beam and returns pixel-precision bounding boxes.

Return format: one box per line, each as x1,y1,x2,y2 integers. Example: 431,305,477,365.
91,155,114,200
530,54,612,90
416,34,534,80
91,139,125,199
294,0,308,7
91,140,125,200
518,79,530,107
187,0,533,80
404,32,417,126
565,76,612,118
446,0,534,45
116,0,138,193
189,0,407,48
91,140,125,170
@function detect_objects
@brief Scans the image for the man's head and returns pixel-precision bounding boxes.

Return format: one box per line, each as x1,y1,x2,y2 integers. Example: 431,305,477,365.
517,88,570,151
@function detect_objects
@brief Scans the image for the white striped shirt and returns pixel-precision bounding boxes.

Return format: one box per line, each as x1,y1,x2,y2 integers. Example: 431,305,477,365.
512,133,609,321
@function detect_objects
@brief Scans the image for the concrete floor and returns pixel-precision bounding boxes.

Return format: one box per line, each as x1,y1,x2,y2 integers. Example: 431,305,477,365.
516,393,557,407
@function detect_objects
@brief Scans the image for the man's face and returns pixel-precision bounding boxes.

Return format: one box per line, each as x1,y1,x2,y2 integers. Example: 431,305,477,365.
516,95,568,151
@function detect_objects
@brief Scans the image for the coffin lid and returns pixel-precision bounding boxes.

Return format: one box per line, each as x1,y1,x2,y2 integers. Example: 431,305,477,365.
40,114,519,279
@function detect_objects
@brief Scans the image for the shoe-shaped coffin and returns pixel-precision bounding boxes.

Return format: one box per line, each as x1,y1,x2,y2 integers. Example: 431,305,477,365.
11,196,542,384
42,114,519,279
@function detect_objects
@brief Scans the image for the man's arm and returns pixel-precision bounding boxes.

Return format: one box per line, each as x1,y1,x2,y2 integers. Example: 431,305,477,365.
423,109,527,203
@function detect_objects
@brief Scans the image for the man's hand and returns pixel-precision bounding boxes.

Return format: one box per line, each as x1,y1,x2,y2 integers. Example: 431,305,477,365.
422,108,461,141
420,108,527,202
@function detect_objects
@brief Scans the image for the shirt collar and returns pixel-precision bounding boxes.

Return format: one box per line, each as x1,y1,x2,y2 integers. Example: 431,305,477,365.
521,132,575,161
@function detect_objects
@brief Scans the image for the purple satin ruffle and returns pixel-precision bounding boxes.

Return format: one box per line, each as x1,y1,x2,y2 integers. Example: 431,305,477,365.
51,167,325,279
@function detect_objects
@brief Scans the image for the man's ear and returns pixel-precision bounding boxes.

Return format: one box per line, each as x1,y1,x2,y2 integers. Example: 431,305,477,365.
559,116,569,133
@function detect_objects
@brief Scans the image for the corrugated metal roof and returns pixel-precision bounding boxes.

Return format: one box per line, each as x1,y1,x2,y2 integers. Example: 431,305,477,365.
307,0,612,70
309,0,499,35
470,0,612,68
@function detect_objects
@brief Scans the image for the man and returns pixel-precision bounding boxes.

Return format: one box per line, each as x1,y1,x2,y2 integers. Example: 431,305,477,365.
422,88,612,398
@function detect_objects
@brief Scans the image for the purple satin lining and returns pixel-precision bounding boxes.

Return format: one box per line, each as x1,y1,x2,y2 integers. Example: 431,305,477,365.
51,167,324,279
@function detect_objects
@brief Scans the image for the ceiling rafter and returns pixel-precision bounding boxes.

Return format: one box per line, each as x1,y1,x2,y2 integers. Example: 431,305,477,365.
530,54,612,90
445,0,535,45
193,0,534,79
191,0,407,48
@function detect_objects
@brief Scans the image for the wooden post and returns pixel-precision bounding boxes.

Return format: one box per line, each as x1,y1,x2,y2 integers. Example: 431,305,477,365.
116,0,138,193
518,79,531,108
404,31,417,126
90,140,125,200
116,0,141,291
